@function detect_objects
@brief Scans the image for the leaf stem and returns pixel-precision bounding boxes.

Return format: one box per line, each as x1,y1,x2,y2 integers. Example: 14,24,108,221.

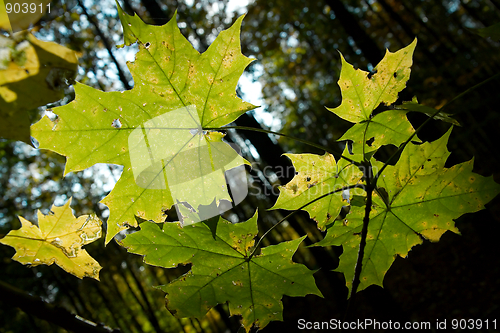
247,184,364,260
204,125,358,165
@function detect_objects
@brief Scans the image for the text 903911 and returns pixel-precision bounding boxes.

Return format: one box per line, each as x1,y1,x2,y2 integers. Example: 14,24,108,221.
3,0,53,32
5,2,50,14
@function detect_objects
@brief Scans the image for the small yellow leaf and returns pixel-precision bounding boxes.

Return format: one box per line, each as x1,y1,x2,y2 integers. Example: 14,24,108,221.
32,7,255,244
0,198,102,280
327,39,417,123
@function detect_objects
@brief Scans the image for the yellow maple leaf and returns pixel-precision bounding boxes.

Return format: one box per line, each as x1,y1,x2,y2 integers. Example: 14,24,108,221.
0,198,102,280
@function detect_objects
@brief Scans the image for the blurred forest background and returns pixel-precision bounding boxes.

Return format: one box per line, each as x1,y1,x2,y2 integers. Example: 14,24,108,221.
1,0,500,332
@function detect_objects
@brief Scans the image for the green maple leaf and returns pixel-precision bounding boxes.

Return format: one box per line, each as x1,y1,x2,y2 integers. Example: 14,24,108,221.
31,6,256,243
315,128,500,295
327,39,416,123
474,22,500,40
271,149,363,229
0,198,102,280
339,109,418,161
327,40,417,161
120,212,322,332
273,40,499,299
395,97,460,126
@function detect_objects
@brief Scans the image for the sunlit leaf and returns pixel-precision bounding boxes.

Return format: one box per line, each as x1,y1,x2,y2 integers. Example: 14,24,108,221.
277,40,500,298
0,198,102,280
315,128,500,295
31,6,256,243
340,109,418,162
271,148,363,229
0,0,11,31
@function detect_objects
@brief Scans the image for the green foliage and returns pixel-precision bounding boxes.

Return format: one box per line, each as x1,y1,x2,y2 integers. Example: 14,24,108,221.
339,110,417,161
31,5,256,244
121,213,321,332
0,198,102,279
1,3,499,331
326,40,417,162
276,41,500,297
326,39,416,124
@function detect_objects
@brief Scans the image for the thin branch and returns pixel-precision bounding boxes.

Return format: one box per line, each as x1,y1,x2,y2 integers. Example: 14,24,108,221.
204,125,358,165
126,262,163,333
344,162,373,318
0,280,120,333
344,70,500,320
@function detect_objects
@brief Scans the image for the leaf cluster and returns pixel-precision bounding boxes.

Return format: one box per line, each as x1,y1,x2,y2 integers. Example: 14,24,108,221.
1,3,499,332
